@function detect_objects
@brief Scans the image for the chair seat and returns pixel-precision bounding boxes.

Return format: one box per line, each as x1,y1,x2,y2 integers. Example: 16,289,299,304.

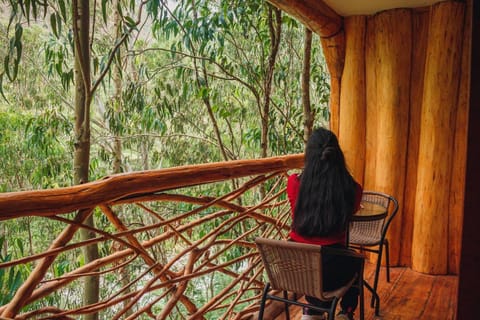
348,229,381,246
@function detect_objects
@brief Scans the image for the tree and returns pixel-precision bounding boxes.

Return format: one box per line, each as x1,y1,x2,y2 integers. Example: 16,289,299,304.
0,1,148,317
0,0,331,317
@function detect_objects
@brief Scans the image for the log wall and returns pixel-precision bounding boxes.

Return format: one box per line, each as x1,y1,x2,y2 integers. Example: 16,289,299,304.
321,1,468,274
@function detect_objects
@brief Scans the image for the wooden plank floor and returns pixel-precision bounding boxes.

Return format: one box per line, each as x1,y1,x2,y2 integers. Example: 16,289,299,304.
274,261,458,320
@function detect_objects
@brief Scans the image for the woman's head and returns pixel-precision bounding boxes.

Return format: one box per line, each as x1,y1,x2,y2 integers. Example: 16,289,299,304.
304,127,346,170
292,127,356,237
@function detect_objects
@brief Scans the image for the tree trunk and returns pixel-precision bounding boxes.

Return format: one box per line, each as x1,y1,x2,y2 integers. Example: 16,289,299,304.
400,9,428,267
112,1,132,316
364,16,377,191
73,1,99,318
448,0,471,275
371,9,411,267
302,27,313,144
261,5,282,159
338,16,366,183
412,1,465,274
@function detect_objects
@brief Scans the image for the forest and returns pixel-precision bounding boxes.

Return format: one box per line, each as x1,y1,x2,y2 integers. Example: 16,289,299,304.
0,0,330,318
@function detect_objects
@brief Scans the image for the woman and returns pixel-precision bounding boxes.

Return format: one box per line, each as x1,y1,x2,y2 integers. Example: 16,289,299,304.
287,127,363,320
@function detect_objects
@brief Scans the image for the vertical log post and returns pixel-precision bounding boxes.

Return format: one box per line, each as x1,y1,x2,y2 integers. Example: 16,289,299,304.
449,0,470,275
322,35,345,135
339,16,366,183
400,9,429,267
364,17,377,191
412,1,465,274
371,9,412,266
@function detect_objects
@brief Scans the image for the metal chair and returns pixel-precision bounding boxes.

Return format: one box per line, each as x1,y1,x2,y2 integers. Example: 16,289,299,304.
255,237,365,320
347,191,399,308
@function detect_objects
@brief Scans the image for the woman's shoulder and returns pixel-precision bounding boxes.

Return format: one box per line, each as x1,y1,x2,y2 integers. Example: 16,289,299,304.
287,173,300,194
288,172,299,181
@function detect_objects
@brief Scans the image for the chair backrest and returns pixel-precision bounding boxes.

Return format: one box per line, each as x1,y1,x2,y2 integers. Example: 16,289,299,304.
255,237,361,302
255,238,326,299
349,191,399,243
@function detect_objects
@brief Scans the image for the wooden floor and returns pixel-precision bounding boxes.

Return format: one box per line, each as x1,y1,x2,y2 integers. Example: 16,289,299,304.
274,261,458,320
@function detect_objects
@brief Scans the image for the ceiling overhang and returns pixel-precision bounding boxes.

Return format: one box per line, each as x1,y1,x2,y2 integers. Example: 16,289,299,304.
322,0,447,16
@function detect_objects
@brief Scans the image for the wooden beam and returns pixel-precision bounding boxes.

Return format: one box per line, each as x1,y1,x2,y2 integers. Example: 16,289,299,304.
0,154,304,219
266,0,342,38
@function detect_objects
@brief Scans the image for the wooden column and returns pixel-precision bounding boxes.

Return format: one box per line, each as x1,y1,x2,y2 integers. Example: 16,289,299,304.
339,16,366,183
412,1,465,274
323,34,345,135
448,0,470,275
364,17,377,191
400,9,429,267
369,9,412,266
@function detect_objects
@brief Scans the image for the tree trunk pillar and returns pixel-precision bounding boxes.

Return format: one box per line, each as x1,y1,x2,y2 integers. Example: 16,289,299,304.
412,1,465,274
339,16,366,183
369,9,411,266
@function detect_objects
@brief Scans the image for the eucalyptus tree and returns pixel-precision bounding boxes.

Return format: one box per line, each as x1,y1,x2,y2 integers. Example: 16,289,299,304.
147,0,330,161
0,0,331,317
0,1,154,318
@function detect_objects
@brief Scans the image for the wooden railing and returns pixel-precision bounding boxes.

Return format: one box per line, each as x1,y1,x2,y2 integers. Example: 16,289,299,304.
0,154,303,320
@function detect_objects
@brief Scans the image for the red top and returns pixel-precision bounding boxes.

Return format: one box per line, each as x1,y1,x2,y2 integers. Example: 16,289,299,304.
287,173,363,246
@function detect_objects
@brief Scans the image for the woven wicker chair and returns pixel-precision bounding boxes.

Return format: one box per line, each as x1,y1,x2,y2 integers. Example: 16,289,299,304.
255,237,365,320
347,191,399,309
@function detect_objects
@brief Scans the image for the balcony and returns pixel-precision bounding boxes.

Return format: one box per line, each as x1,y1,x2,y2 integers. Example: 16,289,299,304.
0,155,457,319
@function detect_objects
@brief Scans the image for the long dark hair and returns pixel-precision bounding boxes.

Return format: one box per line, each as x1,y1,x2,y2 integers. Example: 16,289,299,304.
292,127,356,237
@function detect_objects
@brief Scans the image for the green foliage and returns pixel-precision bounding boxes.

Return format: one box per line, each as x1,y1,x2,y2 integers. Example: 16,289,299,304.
0,0,331,317
0,108,73,191
0,236,29,305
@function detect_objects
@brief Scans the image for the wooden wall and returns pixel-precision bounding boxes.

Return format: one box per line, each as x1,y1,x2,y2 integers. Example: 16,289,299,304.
267,0,470,275
331,1,469,275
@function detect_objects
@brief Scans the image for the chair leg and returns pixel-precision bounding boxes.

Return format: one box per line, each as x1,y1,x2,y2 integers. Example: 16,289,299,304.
385,240,390,282
371,245,383,309
258,283,270,320
364,280,380,316
358,262,365,320
283,290,290,320
327,298,339,320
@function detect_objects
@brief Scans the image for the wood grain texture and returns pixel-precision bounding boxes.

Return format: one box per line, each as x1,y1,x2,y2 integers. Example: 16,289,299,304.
266,0,342,38
339,15,366,183
0,154,304,219
448,0,470,275
364,16,377,192
272,263,458,320
371,9,412,266
412,1,465,274
400,9,429,267
321,32,346,135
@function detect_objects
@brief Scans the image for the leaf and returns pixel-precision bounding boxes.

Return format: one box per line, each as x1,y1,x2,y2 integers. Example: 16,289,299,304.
14,23,23,41
20,0,28,19
59,0,67,21
101,0,107,23
11,269,23,292
0,73,8,102
15,238,24,255
4,55,11,81
31,0,37,19
50,13,58,38
124,16,137,29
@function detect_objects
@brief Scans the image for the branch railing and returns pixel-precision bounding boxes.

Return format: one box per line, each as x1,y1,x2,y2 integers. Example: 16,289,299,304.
0,154,303,320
